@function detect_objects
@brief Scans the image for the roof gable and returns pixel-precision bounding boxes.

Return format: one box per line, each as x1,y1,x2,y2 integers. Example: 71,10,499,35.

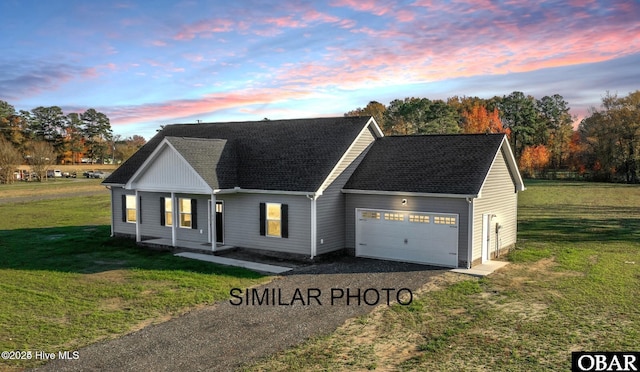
344,134,516,196
128,139,212,194
104,116,375,192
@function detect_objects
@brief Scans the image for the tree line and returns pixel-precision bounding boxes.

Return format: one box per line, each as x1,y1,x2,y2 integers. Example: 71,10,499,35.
345,90,640,183
0,100,145,183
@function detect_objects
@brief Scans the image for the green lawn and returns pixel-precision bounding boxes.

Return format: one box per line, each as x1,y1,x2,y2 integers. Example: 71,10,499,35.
0,192,270,370
245,180,640,371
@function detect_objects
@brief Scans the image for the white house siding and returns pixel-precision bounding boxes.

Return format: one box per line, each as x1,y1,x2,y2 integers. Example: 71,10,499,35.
221,193,311,255
112,187,135,236
472,147,518,263
131,145,210,193
316,127,376,255
344,194,470,267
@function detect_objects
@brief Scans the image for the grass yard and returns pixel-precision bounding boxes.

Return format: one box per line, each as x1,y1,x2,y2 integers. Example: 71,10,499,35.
0,187,270,370
244,180,640,371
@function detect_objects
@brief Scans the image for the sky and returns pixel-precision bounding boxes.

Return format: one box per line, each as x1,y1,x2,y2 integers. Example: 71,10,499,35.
1,0,639,140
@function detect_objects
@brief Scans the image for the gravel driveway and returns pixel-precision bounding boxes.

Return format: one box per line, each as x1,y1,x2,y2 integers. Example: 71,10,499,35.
35,257,447,371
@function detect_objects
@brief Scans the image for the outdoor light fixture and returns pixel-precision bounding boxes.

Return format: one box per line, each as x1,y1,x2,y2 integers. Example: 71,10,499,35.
402,199,407,206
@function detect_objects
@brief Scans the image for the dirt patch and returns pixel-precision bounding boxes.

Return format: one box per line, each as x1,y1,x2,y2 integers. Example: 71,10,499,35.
83,269,129,283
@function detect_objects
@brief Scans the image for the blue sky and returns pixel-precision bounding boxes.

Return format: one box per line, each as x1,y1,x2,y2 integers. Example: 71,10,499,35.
1,0,639,139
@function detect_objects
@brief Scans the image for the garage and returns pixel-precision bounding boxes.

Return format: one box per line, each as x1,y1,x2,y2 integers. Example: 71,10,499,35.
355,208,459,267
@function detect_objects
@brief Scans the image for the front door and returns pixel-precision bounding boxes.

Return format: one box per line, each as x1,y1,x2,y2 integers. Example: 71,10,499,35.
215,201,223,243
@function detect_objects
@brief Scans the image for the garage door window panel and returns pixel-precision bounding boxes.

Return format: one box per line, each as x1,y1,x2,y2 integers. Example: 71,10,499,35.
434,216,457,225
384,212,404,221
409,214,429,223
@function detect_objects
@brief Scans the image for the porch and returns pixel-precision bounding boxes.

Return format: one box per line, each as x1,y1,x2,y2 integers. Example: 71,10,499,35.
139,238,235,253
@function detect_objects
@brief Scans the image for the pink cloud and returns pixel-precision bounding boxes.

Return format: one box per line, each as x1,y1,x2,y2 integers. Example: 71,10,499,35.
107,88,315,125
330,0,392,16
173,18,234,40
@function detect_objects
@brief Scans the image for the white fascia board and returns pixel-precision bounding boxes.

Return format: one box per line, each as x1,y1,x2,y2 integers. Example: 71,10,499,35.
366,116,385,138
476,135,526,196
341,189,477,199
501,136,526,191
214,187,320,196
317,123,376,193
134,186,212,194
124,139,169,190
102,183,124,187
125,138,213,194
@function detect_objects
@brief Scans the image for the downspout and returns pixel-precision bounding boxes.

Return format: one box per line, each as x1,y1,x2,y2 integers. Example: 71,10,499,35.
306,194,317,259
211,193,216,252
135,189,140,243
106,186,114,237
171,192,177,247
466,197,474,269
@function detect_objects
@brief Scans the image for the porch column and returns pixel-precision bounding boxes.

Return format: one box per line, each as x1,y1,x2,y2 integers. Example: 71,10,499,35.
171,192,177,247
135,189,140,242
211,193,216,252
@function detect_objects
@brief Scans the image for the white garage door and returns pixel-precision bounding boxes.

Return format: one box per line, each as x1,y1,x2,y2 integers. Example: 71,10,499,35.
355,209,459,267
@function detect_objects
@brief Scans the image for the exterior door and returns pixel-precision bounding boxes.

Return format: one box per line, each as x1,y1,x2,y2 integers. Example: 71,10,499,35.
215,201,223,243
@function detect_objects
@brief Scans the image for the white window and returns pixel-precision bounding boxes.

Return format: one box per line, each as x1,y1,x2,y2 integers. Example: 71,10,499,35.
434,216,456,225
361,211,380,220
164,197,173,227
384,212,404,221
179,198,192,228
125,195,136,223
266,203,281,237
409,214,430,223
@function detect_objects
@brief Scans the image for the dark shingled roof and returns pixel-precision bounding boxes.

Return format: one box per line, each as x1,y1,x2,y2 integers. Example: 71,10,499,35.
104,116,373,192
164,137,237,189
344,134,507,195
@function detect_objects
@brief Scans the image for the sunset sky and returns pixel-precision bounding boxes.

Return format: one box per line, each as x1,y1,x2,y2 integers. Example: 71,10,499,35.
1,0,639,139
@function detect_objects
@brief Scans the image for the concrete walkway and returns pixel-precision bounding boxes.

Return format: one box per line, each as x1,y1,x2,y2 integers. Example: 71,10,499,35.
450,260,509,277
175,252,293,274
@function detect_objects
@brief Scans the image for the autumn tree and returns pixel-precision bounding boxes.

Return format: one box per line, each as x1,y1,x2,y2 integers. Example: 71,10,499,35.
64,113,85,164
0,137,23,184
519,145,550,178
345,101,387,130
26,141,56,181
461,104,505,134
114,135,146,163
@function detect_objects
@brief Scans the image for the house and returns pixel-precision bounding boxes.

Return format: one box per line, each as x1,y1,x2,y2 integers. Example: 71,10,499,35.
102,116,524,268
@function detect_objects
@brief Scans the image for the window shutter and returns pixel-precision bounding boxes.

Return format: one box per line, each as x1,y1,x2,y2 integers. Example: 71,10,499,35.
121,194,126,222
191,199,198,229
160,197,165,226
138,195,142,224
281,204,288,238
259,203,266,236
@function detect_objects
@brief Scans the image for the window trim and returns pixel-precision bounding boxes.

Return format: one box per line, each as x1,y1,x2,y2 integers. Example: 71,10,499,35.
265,202,282,237
178,198,192,229
259,202,288,238
125,195,137,223
162,197,173,227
